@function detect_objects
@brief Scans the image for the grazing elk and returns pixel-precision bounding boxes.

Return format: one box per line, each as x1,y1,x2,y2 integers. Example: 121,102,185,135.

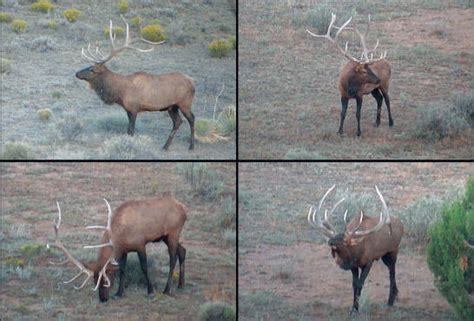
307,185,403,315
47,197,187,302
76,16,195,150
307,13,393,136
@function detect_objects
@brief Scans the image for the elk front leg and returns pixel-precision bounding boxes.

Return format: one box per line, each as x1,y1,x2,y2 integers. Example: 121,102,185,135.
338,96,349,135
351,267,360,314
350,262,373,315
137,250,154,295
355,96,363,137
127,112,137,136
115,253,128,297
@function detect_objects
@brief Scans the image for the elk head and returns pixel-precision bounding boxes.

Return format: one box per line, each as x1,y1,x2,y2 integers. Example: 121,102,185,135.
46,200,118,302
75,15,164,82
307,185,392,270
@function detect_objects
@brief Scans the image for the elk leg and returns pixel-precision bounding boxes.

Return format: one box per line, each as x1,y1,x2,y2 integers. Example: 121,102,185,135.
371,89,383,127
350,267,360,314
177,242,186,288
163,238,178,294
182,111,195,150
338,96,349,135
115,253,128,297
162,106,182,151
350,262,373,315
137,250,154,295
127,112,137,136
381,89,394,127
382,252,399,306
355,96,363,137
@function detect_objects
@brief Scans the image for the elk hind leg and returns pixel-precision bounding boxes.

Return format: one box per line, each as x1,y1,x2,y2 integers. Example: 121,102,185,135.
380,88,394,127
382,252,399,306
338,96,349,135
163,237,179,294
371,89,383,127
162,105,182,151
177,242,186,288
181,109,195,150
127,111,137,136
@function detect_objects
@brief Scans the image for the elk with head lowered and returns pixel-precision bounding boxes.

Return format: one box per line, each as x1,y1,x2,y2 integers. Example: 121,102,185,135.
47,197,187,302
307,185,403,315
76,16,195,150
307,13,393,137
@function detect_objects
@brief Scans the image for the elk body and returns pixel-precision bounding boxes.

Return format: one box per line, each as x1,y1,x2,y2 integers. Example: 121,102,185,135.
308,185,403,314
76,16,195,150
47,197,187,302
307,13,393,136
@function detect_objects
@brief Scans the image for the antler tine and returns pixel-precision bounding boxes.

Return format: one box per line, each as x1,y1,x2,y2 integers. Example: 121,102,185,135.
92,256,113,291
47,202,94,289
352,210,385,237
375,185,391,225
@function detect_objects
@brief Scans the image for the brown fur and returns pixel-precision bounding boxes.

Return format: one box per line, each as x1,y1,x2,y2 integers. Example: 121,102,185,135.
92,196,187,302
76,64,195,150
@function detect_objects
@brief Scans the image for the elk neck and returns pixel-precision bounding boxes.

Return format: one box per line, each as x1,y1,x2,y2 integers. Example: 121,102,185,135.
89,68,129,106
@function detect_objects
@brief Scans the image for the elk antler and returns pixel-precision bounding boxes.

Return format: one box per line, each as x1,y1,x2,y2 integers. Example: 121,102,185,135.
81,15,165,64
46,202,94,290
47,200,117,291
306,13,387,64
308,185,346,238
345,186,391,238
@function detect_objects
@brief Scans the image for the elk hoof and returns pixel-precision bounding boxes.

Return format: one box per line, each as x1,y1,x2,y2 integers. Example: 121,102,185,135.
162,145,170,151
349,307,359,315
189,145,194,151
389,119,394,127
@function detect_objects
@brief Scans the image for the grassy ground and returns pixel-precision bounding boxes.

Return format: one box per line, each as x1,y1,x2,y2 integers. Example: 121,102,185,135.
0,0,236,159
239,162,473,320
239,0,473,159
0,163,236,320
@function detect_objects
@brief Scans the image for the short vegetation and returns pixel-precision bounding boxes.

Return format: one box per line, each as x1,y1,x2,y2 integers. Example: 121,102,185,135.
427,177,474,321
412,92,474,140
37,108,52,121
11,19,26,33
175,163,224,201
198,302,236,321
0,11,13,23
2,142,32,160
208,39,232,58
61,8,81,23
104,26,124,38
141,24,166,42
31,0,55,13
1,58,11,74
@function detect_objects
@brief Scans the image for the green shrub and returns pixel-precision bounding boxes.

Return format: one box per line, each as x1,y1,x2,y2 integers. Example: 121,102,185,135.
37,108,52,121
56,114,83,141
61,8,81,22
51,91,61,99
199,302,235,321
208,39,232,58
2,142,32,160
222,228,236,246
283,148,320,160
117,0,128,14
20,243,45,261
47,19,57,30
227,36,236,50
12,19,27,33
217,105,236,136
94,114,128,133
31,0,55,13
175,163,224,201
130,16,141,29
0,11,13,23
227,0,236,14
141,24,166,42
195,119,226,143
412,93,473,140
104,26,124,38
427,177,474,321
1,58,11,74
5,257,25,268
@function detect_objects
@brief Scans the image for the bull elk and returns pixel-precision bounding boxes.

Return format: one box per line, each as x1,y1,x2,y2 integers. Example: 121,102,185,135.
307,185,403,315
76,16,195,150
307,13,393,136
47,197,187,302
